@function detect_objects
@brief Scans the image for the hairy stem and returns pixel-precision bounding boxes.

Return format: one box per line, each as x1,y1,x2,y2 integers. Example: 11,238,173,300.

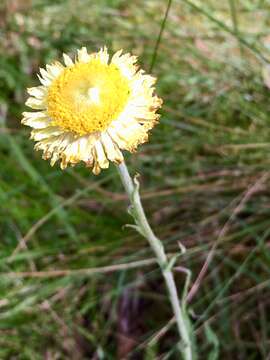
117,161,194,359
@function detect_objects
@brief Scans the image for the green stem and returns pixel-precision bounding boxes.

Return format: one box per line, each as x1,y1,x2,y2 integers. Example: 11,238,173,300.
117,161,194,359
149,0,173,72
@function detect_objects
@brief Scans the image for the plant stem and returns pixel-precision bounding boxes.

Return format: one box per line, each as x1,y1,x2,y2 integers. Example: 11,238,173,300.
117,161,193,359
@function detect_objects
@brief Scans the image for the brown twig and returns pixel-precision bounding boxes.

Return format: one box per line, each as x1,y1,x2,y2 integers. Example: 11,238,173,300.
4,258,157,279
187,172,269,303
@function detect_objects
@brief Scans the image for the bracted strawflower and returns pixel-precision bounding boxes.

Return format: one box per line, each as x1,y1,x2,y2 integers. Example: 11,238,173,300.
23,47,162,174
22,47,195,359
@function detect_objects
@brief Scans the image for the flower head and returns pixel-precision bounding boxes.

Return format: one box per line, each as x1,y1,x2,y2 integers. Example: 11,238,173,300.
22,47,162,174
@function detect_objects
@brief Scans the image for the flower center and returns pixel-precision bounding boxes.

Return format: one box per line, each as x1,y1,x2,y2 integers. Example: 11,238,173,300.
47,59,130,135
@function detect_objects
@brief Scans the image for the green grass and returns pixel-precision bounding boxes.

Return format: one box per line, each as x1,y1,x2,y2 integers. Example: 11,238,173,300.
1,0,270,358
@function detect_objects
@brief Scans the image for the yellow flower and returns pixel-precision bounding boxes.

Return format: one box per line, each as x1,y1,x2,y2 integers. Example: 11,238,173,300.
22,47,162,174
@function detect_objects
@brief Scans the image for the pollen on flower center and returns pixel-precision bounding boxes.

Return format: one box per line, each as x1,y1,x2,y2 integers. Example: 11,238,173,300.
47,59,130,135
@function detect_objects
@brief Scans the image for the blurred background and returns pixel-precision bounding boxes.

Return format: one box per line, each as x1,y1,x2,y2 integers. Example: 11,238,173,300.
1,0,270,358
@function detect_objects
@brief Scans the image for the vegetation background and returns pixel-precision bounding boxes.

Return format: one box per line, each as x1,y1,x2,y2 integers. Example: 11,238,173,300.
1,0,270,358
